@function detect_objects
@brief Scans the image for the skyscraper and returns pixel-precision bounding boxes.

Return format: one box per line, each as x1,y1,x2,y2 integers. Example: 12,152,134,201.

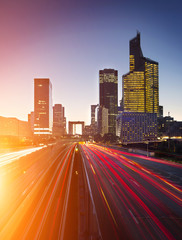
34,78,53,136
28,111,34,134
99,69,118,135
91,105,98,125
53,104,66,136
97,106,108,136
123,32,159,115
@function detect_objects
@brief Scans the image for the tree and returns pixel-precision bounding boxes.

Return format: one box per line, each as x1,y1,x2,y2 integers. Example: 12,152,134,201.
103,133,117,143
94,133,102,142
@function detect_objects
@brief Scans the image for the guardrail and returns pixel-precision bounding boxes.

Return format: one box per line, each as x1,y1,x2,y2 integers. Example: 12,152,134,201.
128,148,155,157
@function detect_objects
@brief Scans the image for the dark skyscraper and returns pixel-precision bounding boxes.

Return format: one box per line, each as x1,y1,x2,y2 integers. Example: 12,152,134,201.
34,78,53,135
123,32,159,115
99,69,118,135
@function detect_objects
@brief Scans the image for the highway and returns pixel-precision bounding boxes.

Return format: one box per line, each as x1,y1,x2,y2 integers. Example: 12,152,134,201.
0,142,181,240
0,142,76,240
80,143,182,240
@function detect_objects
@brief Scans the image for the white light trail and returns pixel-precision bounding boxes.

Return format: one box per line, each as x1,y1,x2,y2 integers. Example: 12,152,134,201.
0,147,46,167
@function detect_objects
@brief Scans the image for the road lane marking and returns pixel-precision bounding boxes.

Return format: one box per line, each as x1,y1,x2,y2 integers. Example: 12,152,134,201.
129,209,139,224
90,163,96,175
100,187,117,227
132,180,140,187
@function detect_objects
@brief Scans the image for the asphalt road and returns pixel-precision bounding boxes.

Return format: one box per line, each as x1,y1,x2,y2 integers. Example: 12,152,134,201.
1,142,181,240
0,142,76,240
80,143,182,240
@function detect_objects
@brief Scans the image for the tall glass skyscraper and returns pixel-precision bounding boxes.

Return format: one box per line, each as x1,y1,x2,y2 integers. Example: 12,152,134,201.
34,78,53,136
99,69,118,135
123,32,159,116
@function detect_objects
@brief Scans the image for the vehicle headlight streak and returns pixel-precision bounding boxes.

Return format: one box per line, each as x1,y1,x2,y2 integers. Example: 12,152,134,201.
81,143,181,239
0,143,76,240
0,147,46,167
89,144,182,202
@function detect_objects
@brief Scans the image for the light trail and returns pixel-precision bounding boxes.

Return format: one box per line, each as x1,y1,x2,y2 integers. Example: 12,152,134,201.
0,146,46,167
0,143,76,240
49,145,75,240
88,144,182,203
0,142,181,240
34,145,74,239
80,143,182,240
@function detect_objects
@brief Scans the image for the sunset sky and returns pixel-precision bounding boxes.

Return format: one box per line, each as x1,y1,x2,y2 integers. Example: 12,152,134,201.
0,0,181,125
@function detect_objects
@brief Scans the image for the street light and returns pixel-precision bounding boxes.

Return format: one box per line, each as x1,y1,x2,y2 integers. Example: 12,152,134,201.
145,140,149,157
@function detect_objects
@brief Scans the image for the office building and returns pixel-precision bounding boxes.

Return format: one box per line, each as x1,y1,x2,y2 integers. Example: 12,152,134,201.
118,33,159,143
157,116,182,138
123,32,159,115
81,105,99,137
84,125,92,136
63,117,67,135
53,104,66,136
28,111,34,134
159,105,163,118
116,112,157,143
34,78,53,136
0,116,32,147
91,105,98,125
97,106,108,136
0,116,32,138
99,69,118,135
90,104,98,136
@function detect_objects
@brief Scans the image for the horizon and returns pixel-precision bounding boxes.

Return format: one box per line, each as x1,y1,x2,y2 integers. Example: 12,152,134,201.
0,0,182,124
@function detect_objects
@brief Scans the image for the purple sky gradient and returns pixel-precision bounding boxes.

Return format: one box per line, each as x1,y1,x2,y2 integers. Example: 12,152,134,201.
0,0,182,126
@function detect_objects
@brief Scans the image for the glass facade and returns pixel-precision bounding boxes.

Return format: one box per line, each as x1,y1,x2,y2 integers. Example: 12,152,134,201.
145,61,159,114
123,71,145,112
99,69,118,135
116,112,157,143
34,78,53,135
123,32,159,116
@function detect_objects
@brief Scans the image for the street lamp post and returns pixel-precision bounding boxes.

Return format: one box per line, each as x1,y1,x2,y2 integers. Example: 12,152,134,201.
145,140,149,157
147,141,149,157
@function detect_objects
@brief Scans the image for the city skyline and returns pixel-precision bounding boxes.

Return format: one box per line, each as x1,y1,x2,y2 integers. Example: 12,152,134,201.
0,0,182,125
